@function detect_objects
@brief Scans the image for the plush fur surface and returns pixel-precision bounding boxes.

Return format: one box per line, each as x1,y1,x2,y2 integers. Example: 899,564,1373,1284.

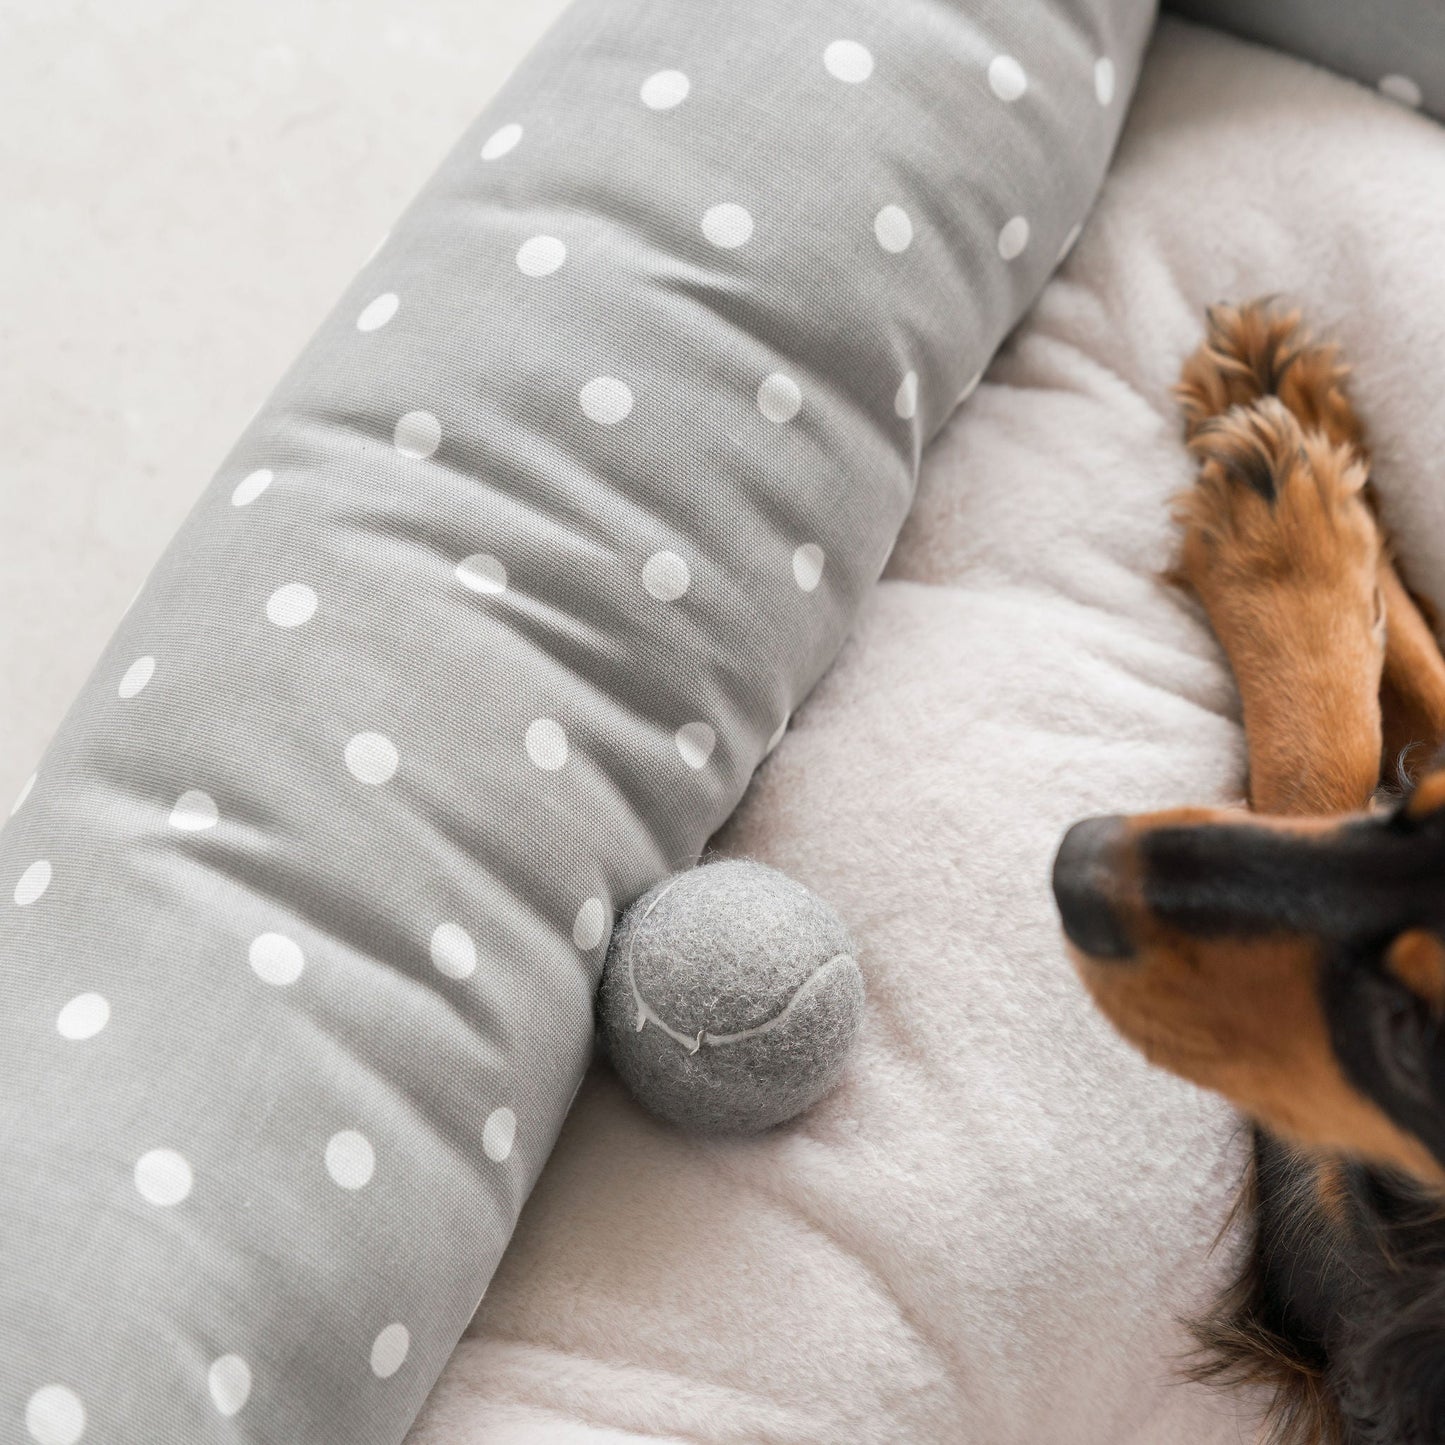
406,22,1445,1445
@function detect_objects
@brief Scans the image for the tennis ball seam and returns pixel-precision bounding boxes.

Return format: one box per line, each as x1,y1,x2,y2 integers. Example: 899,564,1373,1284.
631,949,857,1055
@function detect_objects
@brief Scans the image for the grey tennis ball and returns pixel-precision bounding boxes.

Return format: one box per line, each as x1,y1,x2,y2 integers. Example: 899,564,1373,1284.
599,859,864,1135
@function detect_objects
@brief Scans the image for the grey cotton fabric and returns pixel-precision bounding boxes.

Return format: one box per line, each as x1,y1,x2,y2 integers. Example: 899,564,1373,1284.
0,1,1154,1441
1169,0,1445,121
598,859,863,1134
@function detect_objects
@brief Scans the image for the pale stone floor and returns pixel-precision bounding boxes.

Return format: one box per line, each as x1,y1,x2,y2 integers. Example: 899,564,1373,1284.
0,0,567,806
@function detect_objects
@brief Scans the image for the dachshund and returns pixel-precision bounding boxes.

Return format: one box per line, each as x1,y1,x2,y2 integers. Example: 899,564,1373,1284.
1052,300,1445,1445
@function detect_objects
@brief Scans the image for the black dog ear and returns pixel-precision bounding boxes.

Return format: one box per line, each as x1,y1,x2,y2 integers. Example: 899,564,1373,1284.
1360,972,1437,1110
1380,934,1445,1108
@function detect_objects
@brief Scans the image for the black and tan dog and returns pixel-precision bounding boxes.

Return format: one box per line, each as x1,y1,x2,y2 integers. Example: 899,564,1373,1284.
1052,301,1445,1445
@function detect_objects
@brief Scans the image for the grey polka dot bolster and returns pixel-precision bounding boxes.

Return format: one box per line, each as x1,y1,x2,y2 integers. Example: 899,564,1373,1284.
1167,0,1445,125
0,0,1154,1440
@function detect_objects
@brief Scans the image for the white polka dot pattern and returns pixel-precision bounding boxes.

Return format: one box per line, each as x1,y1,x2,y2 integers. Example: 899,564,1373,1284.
169,790,218,832
579,376,634,425
516,235,566,276
456,554,508,594
266,583,318,628
356,293,399,332
701,203,753,248
345,733,399,786
642,550,690,600
3,3,1152,1438
989,55,1027,102
249,932,304,986
370,1324,411,1379
393,410,442,458
430,923,478,980
480,122,523,159
25,1386,86,1445
325,1130,375,1190
56,993,110,1041
14,859,51,907
525,718,568,771
640,70,689,109
1094,57,1116,105
207,1355,252,1417
134,1149,193,1207
895,371,919,420
117,656,155,699
573,897,609,951
231,468,272,507
823,39,873,83
482,1107,517,1162
757,373,802,423
11,770,37,816
1379,73,1422,107
998,215,1030,260
675,721,716,769
792,543,825,592
874,204,913,253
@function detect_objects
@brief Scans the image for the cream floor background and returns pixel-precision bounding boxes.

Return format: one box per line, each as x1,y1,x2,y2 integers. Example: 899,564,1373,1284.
0,0,568,809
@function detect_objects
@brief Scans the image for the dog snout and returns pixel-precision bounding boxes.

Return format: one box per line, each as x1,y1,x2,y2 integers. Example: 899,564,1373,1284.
1052,815,1135,962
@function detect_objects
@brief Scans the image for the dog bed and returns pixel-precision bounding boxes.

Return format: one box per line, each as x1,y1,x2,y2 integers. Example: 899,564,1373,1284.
404,20,1445,1443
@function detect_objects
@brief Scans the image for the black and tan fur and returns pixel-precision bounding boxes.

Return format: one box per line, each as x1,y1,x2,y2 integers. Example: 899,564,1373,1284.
1052,301,1445,1444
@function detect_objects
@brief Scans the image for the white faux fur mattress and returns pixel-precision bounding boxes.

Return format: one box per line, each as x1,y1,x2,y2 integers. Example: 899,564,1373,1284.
409,19,1445,1444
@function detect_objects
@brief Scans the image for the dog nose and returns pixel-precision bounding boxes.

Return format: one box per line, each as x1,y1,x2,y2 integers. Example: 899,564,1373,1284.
1052,815,1135,962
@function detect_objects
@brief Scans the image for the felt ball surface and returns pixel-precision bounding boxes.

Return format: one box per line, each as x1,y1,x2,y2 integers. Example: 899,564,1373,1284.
599,859,863,1134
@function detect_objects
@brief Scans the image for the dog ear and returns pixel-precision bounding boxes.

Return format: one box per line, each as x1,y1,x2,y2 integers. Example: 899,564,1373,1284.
1357,961,1439,1110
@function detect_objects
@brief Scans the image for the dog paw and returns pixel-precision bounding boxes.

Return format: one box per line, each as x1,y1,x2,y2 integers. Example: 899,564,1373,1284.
1173,397,1380,637
1176,298,1364,456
